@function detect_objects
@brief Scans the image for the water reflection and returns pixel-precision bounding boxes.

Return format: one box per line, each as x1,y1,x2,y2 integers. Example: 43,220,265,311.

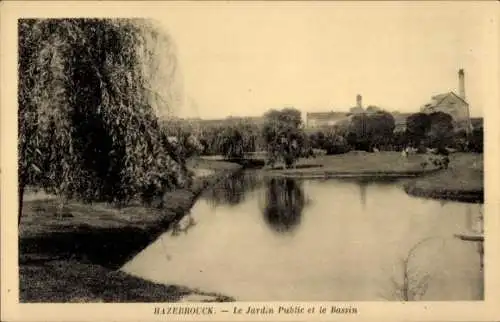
337,177,399,211
466,203,483,234
121,174,483,301
202,171,262,207
261,178,307,233
359,181,367,210
464,203,484,289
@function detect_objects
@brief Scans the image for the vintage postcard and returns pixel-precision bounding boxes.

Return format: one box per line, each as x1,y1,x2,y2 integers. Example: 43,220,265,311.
1,1,499,321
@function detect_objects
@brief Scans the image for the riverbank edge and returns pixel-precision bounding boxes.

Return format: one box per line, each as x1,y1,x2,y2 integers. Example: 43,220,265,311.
260,168,442,179
403,183,484,203
401,154,484,204
19,160,243,303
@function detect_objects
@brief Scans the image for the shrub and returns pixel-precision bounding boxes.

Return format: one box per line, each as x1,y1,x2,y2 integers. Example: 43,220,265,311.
323,133,350,155
427,112,454,149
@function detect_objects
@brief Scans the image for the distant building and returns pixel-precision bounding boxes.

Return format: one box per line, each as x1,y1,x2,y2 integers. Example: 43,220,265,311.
306,94,365,129
305,111,350,129
348,94,365,114
420,69,473,133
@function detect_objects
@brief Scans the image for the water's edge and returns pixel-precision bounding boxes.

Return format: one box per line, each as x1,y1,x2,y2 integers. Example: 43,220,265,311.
19,163,243,303
122,171,484,302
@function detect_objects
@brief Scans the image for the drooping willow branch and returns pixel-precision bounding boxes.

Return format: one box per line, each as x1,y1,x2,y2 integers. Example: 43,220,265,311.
18,18,188,222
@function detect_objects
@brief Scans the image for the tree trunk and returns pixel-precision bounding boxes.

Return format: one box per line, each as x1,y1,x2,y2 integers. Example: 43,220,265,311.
18,183,25,226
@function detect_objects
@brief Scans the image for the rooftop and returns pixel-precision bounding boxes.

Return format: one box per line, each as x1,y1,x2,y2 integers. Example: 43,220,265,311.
307,111,348,117
421,91,468,110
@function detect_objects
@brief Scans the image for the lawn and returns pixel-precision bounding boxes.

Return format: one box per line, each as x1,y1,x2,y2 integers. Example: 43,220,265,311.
403,153,483,202
204,151,439,174
265,151,441,177
20,259,234,303
19,158,241,302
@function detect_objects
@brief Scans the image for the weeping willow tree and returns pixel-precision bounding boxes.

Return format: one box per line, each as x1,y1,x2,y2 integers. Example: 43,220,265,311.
18,18,190,223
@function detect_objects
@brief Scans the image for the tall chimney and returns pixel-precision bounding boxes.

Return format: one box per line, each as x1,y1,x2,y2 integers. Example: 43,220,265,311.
459,69,466,100
356,94,362,109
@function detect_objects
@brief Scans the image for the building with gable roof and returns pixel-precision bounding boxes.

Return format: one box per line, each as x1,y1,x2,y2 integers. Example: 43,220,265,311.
420,69,473,133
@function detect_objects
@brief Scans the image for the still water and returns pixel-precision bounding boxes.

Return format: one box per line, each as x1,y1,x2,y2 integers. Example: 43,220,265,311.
121,171,483,301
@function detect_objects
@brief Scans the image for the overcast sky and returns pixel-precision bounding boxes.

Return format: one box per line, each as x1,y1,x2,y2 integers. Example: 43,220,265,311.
155,3,496,119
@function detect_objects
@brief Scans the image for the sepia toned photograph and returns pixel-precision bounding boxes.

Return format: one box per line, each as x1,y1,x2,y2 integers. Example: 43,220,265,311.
1,1,499,321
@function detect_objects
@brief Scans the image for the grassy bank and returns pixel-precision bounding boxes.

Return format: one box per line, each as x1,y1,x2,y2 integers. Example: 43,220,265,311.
19,159,241,302
263,151,440,179
403,153,483,203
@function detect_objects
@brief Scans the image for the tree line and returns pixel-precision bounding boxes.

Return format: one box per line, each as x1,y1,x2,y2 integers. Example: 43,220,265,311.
309,110,482,154
183,108,483,168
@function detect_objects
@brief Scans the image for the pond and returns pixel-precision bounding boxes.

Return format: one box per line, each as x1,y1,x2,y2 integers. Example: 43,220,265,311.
121,171,484,301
